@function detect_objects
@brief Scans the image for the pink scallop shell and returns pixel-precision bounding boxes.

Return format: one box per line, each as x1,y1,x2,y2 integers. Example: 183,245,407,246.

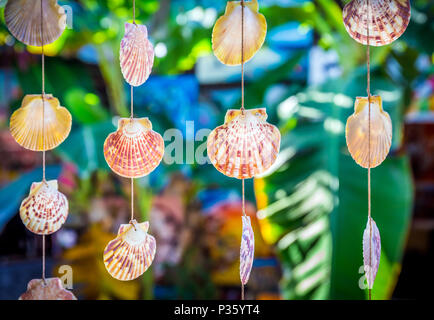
120,23,154,86
19,278,77,300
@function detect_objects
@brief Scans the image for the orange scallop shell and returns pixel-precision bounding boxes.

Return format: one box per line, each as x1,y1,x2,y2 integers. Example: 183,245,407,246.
103,220,156,281
5,0,66,46
20,180,68,235
343,0,411,46
19,278,77,300
345,96,392,168
207,108,281,179
103,117,164,178
10,94,72,151
120,23,154,86
212,0,267,65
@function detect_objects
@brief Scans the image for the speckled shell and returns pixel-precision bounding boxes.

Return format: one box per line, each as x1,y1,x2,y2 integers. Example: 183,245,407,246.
212,0,267,65
19,277,76,300
207,108,281,179
120,23,154,86
10,94,72,151
103,117,164,178
346,96,392,168
343,0,411,46
363,217,381,289
5,0,66,46
20,180,68,235
103,220,156,281
240,215,254,285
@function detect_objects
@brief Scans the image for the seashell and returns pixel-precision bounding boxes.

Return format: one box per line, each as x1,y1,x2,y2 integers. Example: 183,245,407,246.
103,117,164,178
343,0,411,46
10,94,72,151
212,0,267,65
240,215,254,285
20,179,68,235
5,0,66,47
19,277,77,300
362,217,381,289
103,220,156,281
207,108,281,179
120,23,154,86
345,96,392,168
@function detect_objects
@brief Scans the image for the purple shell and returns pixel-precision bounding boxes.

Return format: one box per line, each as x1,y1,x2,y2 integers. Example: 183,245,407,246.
120,23,154,86
240,215,255,285
362,217,381,289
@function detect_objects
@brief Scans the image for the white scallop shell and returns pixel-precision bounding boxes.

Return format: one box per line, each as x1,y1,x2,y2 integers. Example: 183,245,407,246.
120,23,154,86
207,108,281,179
363,217,381,289
103,220,156,281
345,96,392,168
5,0,66,46
20,180,68,235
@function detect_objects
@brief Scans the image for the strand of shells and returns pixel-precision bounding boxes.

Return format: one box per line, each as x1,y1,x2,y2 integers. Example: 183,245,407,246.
240,215,255,285
103,117,164,178
20,180,69,235
19,278,77,300
120,23,154,86
362,217,381,289
5,0,66,46
212,0,267,65
103,220,156,281
345,96,392,168
207,108,281,179
343,0,411,46
10,94,72,152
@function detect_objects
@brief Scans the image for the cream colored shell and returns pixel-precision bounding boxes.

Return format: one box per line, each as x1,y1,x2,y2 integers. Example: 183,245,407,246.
103,118,164,178
212,0,267,65
10,94,72,151
207,108,281,179
345,96,392,168
20,180,69,235
5,0,66,46
343,0,411,46
103,220,156,281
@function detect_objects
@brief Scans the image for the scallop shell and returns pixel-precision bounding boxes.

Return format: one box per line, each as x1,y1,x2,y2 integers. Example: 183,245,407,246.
103,220,156,281
343,0,411,46
240,215,254,285
212,0,267,65
207,108,281,179
10,94,72,151
363,217,381,289
20,179,68,235
120,23,154,86
345,96,392,168
19,277,77,300
5,0,66,46
103,117,164,178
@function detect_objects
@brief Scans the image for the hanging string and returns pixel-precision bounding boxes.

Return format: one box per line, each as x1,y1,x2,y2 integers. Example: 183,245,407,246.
366,0,372,301
130,0,135,225
133,0,136,25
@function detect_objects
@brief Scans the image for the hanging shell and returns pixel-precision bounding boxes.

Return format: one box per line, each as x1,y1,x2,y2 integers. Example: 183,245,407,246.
362,217,381,289
10,94,72,151
240,215,254,285
103,117,164,178
20,180,68,235
19,278,77,300
207,108,281,179
120,23,154,86
103,220,156,281
343,0,411,46
212,0,267,65
345,96,392,168
5,0,66,47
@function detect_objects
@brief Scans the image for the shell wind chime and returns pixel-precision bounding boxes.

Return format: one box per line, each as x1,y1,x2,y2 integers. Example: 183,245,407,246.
5,0,76,300
208,0,281,299
102,0,162,281
342,0,410,299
